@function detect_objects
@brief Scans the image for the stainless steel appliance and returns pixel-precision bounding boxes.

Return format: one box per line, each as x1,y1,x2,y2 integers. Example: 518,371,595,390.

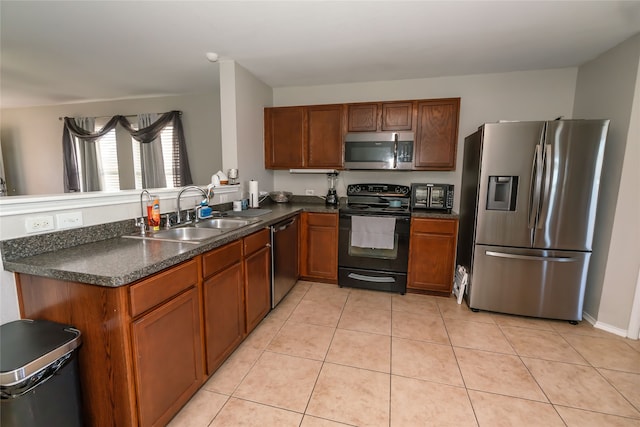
338,184,411,294
457,119,609,322
411,183,454,212
344,132,414,170
271,216,299,308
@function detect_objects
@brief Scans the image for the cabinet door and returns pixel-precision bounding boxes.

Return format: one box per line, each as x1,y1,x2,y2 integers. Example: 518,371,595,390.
307,104,344,168
203,262,245,375
414,98,460,170
347,103,378,132
244,245,271,333
132,287,203,427
265,106,305,168
407,219,458,294
300,212,338,282
381,102,413,131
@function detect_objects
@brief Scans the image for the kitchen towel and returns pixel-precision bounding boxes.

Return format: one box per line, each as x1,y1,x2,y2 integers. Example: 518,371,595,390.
249,180,260,208
350,216,396,249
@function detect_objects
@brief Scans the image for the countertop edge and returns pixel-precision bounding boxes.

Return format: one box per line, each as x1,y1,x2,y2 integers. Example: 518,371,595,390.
4,205,457,287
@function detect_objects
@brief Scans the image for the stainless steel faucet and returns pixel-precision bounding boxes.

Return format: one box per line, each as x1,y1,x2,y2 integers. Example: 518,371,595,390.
175,186,209,225
137,189,151,233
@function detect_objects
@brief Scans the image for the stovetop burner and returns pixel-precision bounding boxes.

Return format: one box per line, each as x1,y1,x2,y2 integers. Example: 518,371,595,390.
341,183,411,217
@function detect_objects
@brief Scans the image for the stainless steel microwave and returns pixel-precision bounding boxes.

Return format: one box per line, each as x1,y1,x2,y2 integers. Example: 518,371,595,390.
343,131,414,170
411,183,454,212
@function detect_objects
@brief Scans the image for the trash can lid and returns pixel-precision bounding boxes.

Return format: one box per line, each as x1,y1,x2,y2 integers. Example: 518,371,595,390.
1,319,82,386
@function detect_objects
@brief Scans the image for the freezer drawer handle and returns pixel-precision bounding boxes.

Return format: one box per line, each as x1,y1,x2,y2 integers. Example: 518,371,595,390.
485,251,576,263
348,273,396,283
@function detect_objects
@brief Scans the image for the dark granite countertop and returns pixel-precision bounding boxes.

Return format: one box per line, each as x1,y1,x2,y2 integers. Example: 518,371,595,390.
410,210,459,219
2,200,456,288
2,202,337,287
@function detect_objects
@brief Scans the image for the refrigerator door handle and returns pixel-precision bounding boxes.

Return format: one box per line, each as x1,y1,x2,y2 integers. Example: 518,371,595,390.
528,144,543,230
537,144,553,229
485,250,577,263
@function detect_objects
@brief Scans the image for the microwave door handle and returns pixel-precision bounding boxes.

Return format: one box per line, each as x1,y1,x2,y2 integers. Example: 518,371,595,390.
392,133,398,169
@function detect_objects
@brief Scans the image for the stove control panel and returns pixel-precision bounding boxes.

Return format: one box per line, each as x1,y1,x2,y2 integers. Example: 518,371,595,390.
347,184,410,197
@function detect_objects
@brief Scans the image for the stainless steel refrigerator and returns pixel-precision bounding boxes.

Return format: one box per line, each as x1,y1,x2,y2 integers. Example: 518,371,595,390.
457,119,609,321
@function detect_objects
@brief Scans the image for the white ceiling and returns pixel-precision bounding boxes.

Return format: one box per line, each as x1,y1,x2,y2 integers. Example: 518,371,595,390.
2,1,639,109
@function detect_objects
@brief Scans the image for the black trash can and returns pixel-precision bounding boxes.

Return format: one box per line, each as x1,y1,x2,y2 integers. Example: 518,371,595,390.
1,319,83,427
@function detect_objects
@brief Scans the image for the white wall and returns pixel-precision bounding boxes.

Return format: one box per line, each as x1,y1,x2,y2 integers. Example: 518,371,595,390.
573,34,640,333
272,68,578,211
0,91,222,196
219,61,274,198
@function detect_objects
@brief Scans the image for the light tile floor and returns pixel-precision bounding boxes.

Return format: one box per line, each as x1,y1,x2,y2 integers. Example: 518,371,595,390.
169,281,640,426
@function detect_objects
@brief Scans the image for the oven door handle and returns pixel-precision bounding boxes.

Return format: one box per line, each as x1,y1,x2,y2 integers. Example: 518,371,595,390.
347,273,396,283
339,215,411,225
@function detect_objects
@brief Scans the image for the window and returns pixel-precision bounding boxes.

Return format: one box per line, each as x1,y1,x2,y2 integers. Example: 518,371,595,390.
131,124,175,189
95,119,120,192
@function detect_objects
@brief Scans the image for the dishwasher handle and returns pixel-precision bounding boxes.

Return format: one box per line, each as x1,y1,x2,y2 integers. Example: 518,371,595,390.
273,217,297,232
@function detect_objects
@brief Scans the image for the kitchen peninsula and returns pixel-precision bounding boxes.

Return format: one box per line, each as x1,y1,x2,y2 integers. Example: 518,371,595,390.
2,202,328,427
2,198,458,426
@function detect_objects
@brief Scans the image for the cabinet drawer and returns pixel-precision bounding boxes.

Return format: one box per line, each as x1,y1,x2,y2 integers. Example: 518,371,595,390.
306,212,337,227
130,260,198,317
411,218,457,234
202,241,242,279
244,228,270,256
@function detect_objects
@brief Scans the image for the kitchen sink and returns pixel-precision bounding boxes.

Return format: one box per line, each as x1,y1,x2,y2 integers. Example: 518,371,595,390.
124,226,223,244
123,217,261,243
195,217,261,229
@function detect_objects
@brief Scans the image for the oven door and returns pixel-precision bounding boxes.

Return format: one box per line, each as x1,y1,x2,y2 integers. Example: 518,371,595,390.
338,213,410,293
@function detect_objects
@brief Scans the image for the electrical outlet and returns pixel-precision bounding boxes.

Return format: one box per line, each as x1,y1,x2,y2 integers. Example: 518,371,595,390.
305,189,315,195
57,212,83,229
25,216,54,233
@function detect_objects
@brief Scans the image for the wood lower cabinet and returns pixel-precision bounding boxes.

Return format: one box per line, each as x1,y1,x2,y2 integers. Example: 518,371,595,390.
407,218,459,295
414,98,460,170
202,241,245,375
300,212,338,282
16,258,203,427
243,229,272,333
131,287,203,427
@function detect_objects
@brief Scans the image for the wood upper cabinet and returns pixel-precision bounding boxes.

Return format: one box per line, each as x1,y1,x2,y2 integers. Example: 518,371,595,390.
265,105,344,169
243,229,272,333
264,106,305,168
300,212,338,282
307,104,344,167
202,241,245,375
347,103,378,131
347,101,414,132
407,218,459,294
414,98,460,170
381,102,413,130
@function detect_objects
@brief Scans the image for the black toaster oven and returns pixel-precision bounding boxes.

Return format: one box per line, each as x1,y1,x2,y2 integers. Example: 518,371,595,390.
411,183,454,212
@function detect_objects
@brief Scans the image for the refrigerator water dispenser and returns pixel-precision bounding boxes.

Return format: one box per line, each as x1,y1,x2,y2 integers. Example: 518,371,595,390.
487,176,518,211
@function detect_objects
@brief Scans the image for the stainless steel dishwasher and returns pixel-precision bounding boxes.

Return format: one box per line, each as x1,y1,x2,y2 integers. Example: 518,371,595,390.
271,215,299,308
